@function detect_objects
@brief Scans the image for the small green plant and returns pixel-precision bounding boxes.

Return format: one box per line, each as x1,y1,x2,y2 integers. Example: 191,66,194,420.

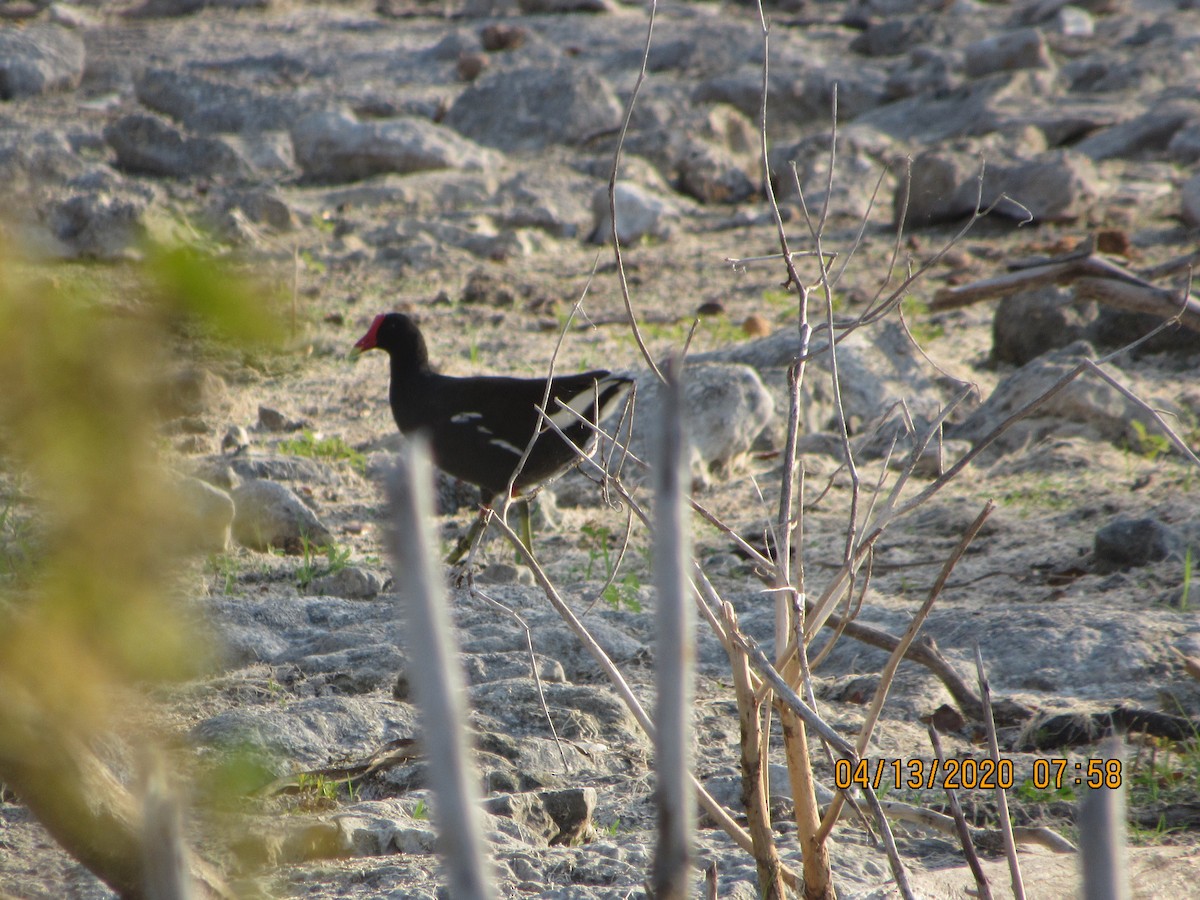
581,522,616,582
411,798,429,820
603,571,643,612
206,552,239,596
296,536,352,590
278,429,366,473
1129,419,1171,462
297,249,326,276
602,818,620,837
1015,778,1076,804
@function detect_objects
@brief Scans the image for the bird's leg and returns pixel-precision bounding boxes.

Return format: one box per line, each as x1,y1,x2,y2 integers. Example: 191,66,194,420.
445,504,491,566
516,497,533,559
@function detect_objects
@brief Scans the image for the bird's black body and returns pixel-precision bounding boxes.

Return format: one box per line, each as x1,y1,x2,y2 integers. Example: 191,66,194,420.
355,313,631,498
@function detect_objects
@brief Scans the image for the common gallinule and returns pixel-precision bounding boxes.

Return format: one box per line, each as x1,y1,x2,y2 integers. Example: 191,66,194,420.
354,312,631,558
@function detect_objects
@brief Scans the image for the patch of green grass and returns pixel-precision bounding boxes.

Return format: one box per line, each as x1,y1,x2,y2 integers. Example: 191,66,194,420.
206,552,239,596
296,536,352,590
998,476,1072,514
278,429,366,473
900,295,944,344
603,571,643,613
1015,778,1076,804
412,798,429,820
1127,419,1171,463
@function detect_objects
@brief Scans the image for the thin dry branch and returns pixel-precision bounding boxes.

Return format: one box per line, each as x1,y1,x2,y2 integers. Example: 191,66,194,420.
975,645,1025,900
927,724,993,900
817,501,994,841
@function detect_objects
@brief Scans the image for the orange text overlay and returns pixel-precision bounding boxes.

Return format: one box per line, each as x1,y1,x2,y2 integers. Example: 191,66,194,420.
834,757,1125,792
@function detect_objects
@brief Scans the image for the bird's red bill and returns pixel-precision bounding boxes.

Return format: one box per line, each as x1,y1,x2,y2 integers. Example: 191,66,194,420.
354,314,387,352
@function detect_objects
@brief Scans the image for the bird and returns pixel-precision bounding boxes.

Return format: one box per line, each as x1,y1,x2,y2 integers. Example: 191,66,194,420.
353,312,632,559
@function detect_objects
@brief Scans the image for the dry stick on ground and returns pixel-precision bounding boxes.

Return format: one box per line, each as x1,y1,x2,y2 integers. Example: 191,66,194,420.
387,443,498,900
650,361,694,900
816,501,995,842
485,513,803,893
926,724,993,900
930,244,1200,333
974,645,1024,900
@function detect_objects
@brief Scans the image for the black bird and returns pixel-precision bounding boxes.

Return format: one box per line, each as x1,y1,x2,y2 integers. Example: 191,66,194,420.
354,313,631,556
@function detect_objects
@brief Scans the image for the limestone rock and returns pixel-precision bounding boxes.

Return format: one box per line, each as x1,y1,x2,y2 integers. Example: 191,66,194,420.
231,479,333,553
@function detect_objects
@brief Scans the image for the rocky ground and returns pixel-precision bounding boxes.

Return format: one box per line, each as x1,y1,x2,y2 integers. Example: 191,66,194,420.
2,0,1200,897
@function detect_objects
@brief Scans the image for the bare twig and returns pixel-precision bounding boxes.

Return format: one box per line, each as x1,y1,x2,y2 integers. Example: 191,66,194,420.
927,724,993,900
975,645,1024,900
818,501,994,840
607,0,664,382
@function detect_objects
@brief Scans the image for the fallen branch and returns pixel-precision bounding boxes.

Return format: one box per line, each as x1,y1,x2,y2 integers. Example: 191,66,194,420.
931,243,1200,332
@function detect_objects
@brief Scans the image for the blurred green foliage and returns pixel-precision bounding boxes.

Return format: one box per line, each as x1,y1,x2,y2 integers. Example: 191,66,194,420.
0,238,280,740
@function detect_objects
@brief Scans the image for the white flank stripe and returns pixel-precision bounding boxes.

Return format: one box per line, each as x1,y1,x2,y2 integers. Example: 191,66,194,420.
450,412,483,424
549,376,631,431
489,438,523,456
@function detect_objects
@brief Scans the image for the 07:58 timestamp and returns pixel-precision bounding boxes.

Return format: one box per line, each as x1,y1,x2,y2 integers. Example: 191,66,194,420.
834,757,1124,792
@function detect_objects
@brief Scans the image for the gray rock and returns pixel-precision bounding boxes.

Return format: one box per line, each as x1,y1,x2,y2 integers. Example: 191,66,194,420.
674,139,757,205
950,341,1157,453
229,455,339,485
0,129,90,190
495,168,595,239
444,63,622,152
1074,106,1197,161
0,24,85,99
136,67,315,134
858,70,1051,144
105,113,253,179
693,63,887,130
310,566,386,600
1094,517,1185,569
694,321,943,437
291,110,498,183
158,367,231,418
484,787,596,845
258,405,307,432
1168,122,1200,163
47,191,152,260
173,476,235,554
477,562,536,586
231,479,333,553
992,287,1098,365
900,149,1098,226
517,0,614,11
589,182,681,244
964,28,1053,78
190,695,409,768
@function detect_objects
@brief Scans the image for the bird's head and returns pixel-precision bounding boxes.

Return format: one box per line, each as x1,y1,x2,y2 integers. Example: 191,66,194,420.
352,313,430,371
